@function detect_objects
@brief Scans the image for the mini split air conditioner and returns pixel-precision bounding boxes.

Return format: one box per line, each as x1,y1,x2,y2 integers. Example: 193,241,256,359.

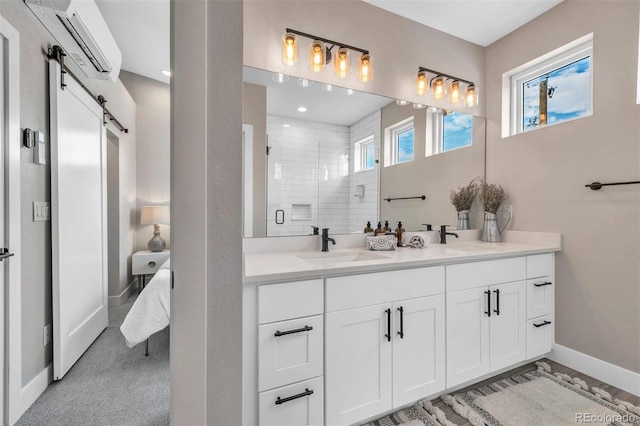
25,0,122,82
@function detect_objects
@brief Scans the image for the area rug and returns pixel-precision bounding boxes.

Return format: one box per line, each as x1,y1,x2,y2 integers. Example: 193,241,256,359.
439,361,640,426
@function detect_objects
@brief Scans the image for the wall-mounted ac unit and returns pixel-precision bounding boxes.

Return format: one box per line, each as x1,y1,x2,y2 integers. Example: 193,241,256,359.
25,0,122,82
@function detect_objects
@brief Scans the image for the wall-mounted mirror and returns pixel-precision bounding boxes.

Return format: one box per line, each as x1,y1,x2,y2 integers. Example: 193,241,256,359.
242,66,486,238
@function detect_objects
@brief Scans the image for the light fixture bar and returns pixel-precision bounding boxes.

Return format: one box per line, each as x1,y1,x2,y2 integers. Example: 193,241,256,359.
286,28,369,54
418,66,473,86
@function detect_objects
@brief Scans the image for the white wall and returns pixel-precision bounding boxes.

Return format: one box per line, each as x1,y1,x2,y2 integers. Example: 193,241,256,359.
119,71,171,251
485,0,640,373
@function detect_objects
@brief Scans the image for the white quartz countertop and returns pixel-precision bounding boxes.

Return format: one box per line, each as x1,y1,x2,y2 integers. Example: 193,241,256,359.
243,232,562,284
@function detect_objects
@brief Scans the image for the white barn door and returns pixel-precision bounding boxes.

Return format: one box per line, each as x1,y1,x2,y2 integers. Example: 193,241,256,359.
49,61,108,380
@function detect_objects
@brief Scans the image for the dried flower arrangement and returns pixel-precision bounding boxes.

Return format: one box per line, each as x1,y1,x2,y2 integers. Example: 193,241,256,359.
449,178,480,212
479,182,508,214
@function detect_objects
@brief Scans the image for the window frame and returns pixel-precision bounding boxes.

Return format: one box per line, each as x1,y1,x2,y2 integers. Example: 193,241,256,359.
508,36,593,136
354,135,375,173
426,108,473,156
387,117,414,166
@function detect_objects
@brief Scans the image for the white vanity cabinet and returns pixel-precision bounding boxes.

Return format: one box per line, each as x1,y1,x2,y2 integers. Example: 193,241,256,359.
446,257,527,388
256,279,324,426
324,267,446,426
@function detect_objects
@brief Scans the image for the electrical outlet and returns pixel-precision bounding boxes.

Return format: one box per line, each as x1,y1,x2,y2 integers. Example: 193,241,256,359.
43,323,52,346
497,204,513,230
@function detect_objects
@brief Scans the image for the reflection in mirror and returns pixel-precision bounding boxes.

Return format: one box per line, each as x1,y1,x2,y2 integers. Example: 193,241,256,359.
243,66,392,237
242,67,486,238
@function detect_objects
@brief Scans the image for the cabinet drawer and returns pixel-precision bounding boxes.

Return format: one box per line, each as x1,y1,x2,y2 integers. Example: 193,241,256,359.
132,251,170,275
446,257,526,292
527,315,553,359
258,315,323,392
326,267,444,312
527,276,554,319
259,376,323,426
527,253,553,278
259,279,323,324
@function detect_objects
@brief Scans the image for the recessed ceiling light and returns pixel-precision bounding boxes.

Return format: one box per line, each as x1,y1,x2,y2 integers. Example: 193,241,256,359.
283,124,291,128
162,70,172,77
297,106,307,112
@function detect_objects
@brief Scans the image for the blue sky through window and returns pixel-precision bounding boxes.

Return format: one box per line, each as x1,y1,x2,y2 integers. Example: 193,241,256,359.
397,128,414,163
443,112,472,151
365,143,375,170
523,56,591,130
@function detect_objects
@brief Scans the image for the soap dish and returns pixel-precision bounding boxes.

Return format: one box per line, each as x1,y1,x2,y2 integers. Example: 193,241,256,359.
366,235,397,251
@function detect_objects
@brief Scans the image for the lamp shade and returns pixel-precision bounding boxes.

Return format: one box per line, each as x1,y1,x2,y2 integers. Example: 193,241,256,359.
141,206,170,225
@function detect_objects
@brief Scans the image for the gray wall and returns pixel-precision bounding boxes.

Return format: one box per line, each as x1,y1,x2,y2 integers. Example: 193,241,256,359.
171,0,243,423
119,71,171,251
485,0,640,373
1,0,137,389
242,82,267,237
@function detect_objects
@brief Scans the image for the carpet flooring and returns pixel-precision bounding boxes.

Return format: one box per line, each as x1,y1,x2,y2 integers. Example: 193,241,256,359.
16,296,170,426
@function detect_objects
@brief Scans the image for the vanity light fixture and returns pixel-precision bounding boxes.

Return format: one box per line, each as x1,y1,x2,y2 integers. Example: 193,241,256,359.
281,28,372,82
396,99,409,106
416,67,478,108
412,103,427,109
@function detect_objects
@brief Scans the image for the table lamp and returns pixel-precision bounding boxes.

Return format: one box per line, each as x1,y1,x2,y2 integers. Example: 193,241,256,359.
141,205,170,252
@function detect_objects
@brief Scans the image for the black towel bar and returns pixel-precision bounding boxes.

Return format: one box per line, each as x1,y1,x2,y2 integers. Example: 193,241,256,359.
585,181,640,190
384,195,426,202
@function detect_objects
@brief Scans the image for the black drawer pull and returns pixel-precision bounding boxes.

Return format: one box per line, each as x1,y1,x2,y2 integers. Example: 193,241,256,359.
275,388,313,405
148,261,156,267
484,290,491,317
534,281,553,287
274,325,312,337
493,289,500,315
533,320,552,328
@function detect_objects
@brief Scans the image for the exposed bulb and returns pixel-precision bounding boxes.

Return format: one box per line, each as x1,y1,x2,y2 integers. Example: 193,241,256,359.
432,76,446,100
281,33,298,66
416,71,428,95
309,40,326,72
464,84,479,107
358,53,372,82
449,80,462,105
334,47,350,78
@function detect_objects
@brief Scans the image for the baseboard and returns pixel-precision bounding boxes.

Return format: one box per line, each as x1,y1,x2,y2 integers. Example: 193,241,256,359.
108,278,138,306
11,363,53,424
549,344,640,397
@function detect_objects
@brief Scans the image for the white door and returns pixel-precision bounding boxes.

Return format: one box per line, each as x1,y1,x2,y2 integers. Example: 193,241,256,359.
50,61,108,380
489,281,526,371
325,304,392,426
0,37,6,422
446,287,490,387
393,295,446,407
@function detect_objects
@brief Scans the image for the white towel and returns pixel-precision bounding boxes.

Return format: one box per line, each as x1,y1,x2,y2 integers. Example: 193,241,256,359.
405,232,433,248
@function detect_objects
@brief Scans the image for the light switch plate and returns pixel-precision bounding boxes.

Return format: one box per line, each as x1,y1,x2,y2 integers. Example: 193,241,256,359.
43,323,52,346
33,201,50,222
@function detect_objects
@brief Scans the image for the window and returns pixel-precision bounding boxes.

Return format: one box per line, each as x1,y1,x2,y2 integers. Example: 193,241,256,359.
427,109,473,156
384,117,414,166
505,34,593,136
354,136,375,172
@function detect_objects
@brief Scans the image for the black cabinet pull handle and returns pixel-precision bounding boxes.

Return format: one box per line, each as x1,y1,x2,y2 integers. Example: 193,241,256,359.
274,325,313,337
275,209,285,225
275,388,313,405
533,320,552,328
385,308,391,342
397,306,404,339
534,281,553,287
485,290,491,317
493,289,500,315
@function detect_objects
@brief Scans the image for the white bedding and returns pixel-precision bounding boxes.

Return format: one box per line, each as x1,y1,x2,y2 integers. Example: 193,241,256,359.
120,259,171,348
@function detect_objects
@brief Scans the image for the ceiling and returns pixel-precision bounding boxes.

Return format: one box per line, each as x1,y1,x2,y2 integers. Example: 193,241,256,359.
95,0,563,85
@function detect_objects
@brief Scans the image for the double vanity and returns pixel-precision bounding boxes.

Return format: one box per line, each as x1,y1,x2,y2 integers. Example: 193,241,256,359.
242,231,561,425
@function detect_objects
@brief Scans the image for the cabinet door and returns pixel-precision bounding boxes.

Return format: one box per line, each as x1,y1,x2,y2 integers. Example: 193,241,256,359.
446,287,490,388
489,281,526,372
392,295,445,407
325,304,392,426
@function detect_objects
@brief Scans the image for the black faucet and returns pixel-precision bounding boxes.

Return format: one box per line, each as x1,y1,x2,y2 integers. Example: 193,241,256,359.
422,223,433,231
310,226,319,235
439,225,459,244
321,228,336,252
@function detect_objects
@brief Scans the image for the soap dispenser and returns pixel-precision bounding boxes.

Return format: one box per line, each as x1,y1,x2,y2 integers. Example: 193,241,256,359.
364,221,373,233
383,220,391,233
395,221,405,246
374,222,385,236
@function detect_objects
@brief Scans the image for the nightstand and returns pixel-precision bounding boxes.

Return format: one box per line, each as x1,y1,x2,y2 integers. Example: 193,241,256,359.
132,250,171,290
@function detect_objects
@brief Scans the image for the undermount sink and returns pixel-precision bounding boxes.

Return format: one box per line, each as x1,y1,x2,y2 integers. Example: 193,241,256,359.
297,251,391,265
